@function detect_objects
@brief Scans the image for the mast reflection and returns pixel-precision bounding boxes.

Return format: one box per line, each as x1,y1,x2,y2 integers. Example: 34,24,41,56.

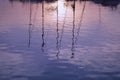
28,0,32,48
41,0,45,52
59,2,68,48
98,4,101,24
28,1,38,48
71,0,75,58
75,1,86,44
56,0,60,58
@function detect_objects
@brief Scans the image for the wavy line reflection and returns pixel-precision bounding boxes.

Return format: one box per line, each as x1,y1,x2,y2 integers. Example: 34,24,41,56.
75,1,86,44
28,0,33,48
71,0,76,59
41,0,46,52
28,2,38,48
56,1,60,58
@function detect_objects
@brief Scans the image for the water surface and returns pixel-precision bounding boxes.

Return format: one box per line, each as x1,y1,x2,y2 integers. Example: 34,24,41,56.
0,0,120,80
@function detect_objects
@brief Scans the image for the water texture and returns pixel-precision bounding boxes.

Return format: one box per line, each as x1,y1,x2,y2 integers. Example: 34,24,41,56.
0,0,120,80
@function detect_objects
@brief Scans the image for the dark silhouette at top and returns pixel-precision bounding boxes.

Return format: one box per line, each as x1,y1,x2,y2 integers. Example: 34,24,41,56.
9,0,57,3
80,0,120,9
9,0,120,8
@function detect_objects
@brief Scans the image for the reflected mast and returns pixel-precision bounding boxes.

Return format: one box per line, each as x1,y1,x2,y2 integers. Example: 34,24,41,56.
71,0,76,58
41,0,45,51
56,0,60,58
75,1,86,44
28,0,32,48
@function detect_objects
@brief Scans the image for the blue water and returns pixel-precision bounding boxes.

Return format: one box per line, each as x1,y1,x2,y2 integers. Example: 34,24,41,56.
0,0,120,80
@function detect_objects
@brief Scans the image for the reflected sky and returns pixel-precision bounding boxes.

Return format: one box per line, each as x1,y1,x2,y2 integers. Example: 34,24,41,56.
0,0,120,80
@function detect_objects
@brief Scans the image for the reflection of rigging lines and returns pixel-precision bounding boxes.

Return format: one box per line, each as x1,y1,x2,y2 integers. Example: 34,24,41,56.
56,0,60,58
59,2,68,48
75,1,86,44
41,0,46,52
71,0,76,58
28,0,32,48
57,1,68,58
28,0,39,48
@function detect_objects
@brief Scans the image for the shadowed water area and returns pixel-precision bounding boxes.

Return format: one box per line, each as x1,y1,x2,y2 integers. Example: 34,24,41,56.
0,0,120,80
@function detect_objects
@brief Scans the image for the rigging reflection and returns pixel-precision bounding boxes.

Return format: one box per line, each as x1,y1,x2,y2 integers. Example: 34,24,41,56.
28,0,33,48
56,0,60,58
41,0,46,52
28,2,38,48
59,2,68,48
71,0,75,58
75,1,86,44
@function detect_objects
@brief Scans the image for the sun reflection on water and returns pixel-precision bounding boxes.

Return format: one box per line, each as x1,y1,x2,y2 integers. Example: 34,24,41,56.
46,0,68,18
57,0,67,16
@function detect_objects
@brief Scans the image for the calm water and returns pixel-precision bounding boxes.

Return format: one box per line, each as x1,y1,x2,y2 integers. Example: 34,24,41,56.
0,0,120,80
